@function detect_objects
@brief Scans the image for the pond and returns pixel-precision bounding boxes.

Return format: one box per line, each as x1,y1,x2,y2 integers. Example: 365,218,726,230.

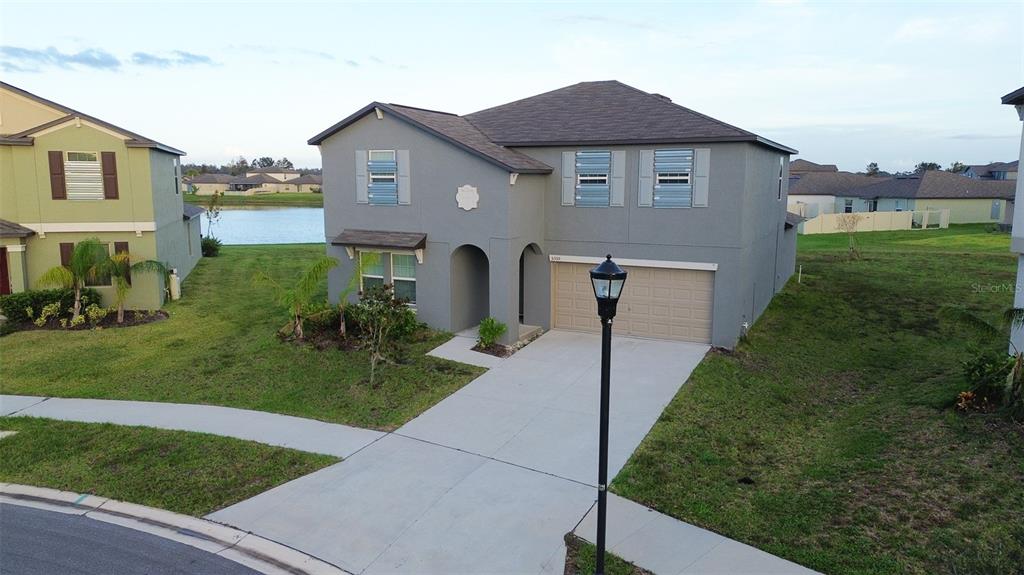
202,206,325,245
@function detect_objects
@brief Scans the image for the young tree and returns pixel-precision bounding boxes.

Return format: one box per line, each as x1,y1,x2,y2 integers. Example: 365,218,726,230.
100,253,169,323
37,238,108,320
835,213,864,259
865,162,880,176
946,161,967,173
254,256,338,341
350,284,411,387
914,162,942,173
204,191,222,238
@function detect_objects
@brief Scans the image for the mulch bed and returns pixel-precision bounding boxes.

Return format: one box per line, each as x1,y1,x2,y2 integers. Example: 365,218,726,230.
5,310,168,333
472,343,515,358
562,533,652,575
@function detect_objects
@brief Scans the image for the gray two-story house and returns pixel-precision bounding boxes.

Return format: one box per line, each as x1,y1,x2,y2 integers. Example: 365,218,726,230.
310,81,798,348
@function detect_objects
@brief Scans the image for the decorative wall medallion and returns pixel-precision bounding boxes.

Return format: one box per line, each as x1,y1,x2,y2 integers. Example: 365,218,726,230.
456,184,479,211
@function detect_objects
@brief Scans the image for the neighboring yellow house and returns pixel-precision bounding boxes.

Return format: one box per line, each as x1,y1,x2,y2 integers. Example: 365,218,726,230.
0,81,202,309
183,173,232,195
182,168,321,196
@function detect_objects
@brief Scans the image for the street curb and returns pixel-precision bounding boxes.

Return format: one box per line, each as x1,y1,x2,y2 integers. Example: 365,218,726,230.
0,484,351,575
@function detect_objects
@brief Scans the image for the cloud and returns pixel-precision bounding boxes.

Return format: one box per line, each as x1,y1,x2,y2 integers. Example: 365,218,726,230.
345,59,359,68
132,50,215,68
557,14,657,31
0,45,120,72
948,133,1018,141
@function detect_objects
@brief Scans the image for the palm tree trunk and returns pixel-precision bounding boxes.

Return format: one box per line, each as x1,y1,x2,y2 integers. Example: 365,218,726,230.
117,303,125,324
73,285,82,319
295,312,304,341
338,303,347,338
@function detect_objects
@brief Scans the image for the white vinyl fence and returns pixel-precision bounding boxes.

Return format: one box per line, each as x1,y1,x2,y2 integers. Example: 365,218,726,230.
799,209,949,235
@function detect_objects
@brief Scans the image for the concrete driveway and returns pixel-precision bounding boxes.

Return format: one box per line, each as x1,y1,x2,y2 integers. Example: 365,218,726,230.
210,330,708,574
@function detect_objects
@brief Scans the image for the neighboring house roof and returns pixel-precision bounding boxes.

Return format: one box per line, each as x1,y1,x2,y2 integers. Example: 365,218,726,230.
966,160,1018,178
331,229,427,250
186,173,234,184
788,172,885,197
1002,86,1024,106
247,167,301,174
309,102,552,174
784,212,805,229
789,159,838,173
183,204,206,220
0,81,185,155
288,174,322,185
463,81,796,154
229,173,282,185
0,218,35,238
844,171,1015,200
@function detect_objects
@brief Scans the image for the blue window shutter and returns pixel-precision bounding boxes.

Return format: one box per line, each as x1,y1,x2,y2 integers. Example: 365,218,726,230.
575,151,611,207
638,150,654,207
561,152,575,206
653,149,694,208
610,151,625,207
355,150,368,204
397,150,411,205
693,148,710,207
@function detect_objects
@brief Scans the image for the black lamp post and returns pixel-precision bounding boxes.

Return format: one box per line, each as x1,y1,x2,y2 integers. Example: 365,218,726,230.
589,254,627,575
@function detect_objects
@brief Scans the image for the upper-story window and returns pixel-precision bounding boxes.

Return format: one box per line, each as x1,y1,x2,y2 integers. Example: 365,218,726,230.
173,157,181,195
367,150,398,205
653,149,693,208
65,151,104,200
777,156,784,200
575,151,611,207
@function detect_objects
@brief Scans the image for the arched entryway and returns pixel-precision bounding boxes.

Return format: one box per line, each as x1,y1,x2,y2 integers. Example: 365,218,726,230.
519,243,545,327
451,244,489,333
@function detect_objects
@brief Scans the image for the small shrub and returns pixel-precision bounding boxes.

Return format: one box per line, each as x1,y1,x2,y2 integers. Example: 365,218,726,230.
347,284,419,386
961,348,1012,403
478,317,507,348
84,304,109,327
34,302,62,327
201,236,222,257
0,288,100,324
304,303,341,336
69,314,86,328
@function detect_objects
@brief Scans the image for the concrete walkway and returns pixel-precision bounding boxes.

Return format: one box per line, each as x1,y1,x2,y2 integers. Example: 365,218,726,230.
0,395,383,458
209,331,814,574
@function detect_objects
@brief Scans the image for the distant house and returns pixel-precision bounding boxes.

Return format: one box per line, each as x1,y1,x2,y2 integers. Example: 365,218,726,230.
184,169,322,196
0,82,201,306
963,160,1018,181
838,171,1014,224
787,171,886,217
789,159,838,175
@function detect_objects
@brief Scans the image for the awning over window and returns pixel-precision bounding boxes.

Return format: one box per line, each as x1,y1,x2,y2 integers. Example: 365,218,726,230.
331,229,427,250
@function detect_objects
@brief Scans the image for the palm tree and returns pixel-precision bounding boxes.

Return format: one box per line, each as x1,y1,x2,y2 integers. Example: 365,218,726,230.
100,253,170,323
37,238,108,320
939,304,1024,416
254,256,338,341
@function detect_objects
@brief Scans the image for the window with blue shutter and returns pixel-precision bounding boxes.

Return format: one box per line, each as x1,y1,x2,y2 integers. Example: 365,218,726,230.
367,150,398,205
654,149,693,208
575,151,611,207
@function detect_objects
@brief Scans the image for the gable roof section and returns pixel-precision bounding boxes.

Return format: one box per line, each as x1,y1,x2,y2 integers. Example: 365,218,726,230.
464,81,796,154
789,159,838,173
0,81,185,155
1002,86,1024,106
229,173,282,185
247,167,301,174
967,160,1018,177
288,174,322,185
843,171,1015,200
183,203,206,220
185,173,234,184
308,102,552,174
788,172,885,197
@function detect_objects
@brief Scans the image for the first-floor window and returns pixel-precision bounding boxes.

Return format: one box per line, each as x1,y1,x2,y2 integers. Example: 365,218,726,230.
85,243,112,287
894,200,904,212
360,251,384,291
867,199,878,212
844,199,854,213
391,253,417,305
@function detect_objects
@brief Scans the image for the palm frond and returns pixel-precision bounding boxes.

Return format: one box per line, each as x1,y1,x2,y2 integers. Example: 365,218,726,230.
131,259,169,276
1004,308,1024,330
937,304,1002,339
37,266,74,289
294,256,339,307
69,238,108,280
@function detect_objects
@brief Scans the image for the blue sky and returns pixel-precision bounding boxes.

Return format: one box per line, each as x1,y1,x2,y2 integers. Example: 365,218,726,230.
2,1,1021,172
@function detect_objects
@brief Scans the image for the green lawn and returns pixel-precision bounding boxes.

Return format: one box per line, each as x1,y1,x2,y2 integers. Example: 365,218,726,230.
0,417,336,516
185,192,323,207
607,224,1024,575
0,244,483,430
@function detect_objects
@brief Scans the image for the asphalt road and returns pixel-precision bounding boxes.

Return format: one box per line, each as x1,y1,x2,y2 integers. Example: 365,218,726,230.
0,503,261,575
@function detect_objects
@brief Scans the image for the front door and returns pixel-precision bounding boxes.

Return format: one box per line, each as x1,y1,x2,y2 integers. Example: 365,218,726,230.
0,247,10,295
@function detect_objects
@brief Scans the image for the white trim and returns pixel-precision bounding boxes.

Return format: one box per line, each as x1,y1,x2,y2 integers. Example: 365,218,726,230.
29,117,130,140
548,254,718,272
21,222,156,238
5,244,26,252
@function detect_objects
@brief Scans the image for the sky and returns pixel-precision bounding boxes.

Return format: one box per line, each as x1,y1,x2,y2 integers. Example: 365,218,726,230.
1,1,1021,172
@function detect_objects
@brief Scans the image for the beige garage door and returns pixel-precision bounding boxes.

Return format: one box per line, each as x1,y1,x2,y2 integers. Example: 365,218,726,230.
552,262,714,343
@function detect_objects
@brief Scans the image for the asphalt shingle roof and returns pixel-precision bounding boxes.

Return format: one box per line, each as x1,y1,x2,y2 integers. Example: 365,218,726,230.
182,204,206,220
0,219,35,238
789,159,838,173
287,174,322,185
788,172,886,197
464,81,795,153
186,173,234,184
844,171,1016,200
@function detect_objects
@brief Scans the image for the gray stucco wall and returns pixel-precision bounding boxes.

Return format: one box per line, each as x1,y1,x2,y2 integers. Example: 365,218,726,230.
151,150,200,283
318,110,795,348
319,112,533,343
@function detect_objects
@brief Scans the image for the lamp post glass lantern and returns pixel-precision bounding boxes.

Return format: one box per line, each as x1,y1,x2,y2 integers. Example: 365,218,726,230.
589,254,626,575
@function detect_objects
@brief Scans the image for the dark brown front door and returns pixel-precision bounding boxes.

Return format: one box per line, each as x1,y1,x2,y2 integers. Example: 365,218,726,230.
0,247,10,295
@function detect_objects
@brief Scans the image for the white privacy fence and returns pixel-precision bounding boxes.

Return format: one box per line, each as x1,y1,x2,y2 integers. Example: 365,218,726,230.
799,209,950,235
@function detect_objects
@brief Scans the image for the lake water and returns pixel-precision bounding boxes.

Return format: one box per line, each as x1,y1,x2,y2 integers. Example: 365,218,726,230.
203,206,325,245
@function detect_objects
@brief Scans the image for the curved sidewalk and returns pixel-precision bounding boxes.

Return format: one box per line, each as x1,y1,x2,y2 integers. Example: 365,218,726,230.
0,395,383,458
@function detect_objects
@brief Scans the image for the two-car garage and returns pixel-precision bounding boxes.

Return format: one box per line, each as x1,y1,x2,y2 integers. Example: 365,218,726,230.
550,257,715,343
